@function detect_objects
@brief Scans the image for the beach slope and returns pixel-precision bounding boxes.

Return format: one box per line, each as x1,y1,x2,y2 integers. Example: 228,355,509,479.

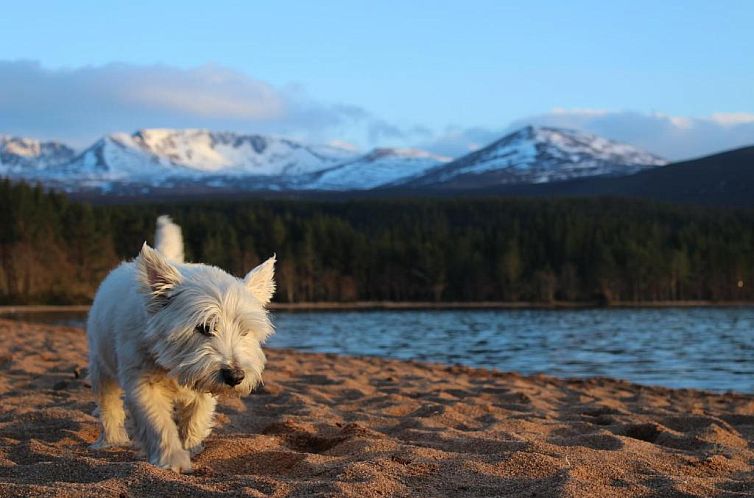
0,319,753,497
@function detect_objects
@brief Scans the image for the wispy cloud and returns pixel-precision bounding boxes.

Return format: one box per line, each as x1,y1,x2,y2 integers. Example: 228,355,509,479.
0,61,373,146
422,110,754,161
709,112,754,126
510,109,754,160
0,61,752,161
417,126,503,157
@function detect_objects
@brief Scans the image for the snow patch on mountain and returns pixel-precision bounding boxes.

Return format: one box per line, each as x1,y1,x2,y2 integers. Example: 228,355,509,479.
0,135,76,173
59,129,359,183
304,148,450,190
410,126,667,187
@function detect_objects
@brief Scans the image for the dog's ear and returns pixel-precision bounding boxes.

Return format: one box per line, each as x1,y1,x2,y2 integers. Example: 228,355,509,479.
244,255,276,305
136,242,182,311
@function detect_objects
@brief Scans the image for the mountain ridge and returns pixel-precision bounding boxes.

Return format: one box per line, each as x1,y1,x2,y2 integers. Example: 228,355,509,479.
0,135,76,173
404,126,667,189
0,126,667,193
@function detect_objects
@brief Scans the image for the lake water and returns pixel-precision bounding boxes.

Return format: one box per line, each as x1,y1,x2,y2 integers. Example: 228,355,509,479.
4,307,754,393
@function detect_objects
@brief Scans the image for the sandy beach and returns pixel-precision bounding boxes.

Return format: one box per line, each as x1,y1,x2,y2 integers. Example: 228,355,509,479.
1,318,753,497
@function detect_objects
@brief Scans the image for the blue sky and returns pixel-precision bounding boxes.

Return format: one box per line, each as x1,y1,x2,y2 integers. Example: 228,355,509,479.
0,0,752,159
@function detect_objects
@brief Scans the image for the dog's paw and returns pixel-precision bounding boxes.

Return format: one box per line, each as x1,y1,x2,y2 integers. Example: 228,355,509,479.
152,448,193,473
90,432,131,450
187,443,205,458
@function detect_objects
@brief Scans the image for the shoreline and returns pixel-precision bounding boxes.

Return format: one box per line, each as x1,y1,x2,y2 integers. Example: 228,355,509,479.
0,317,749,395
2,299,754,315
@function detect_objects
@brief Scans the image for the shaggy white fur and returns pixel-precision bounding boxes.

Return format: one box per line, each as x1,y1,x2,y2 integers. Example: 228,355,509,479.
87,217,275,473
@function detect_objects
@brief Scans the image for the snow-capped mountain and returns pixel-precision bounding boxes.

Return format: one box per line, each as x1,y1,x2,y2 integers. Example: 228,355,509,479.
0,135,76,174
300,148,450,190
61,129,358,182
403,126,667,189
0,126,667,194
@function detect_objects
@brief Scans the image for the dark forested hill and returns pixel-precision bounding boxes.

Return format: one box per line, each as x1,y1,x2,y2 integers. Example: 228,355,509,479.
2,179,754,305
475,147,754,207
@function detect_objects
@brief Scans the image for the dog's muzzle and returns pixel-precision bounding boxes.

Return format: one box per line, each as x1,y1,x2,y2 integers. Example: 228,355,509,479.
221,367,245,386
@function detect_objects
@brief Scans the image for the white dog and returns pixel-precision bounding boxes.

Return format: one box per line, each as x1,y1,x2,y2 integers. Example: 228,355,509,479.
87,215,275,472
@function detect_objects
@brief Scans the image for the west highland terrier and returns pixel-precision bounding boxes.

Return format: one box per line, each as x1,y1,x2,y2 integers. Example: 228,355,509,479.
87,215,275,472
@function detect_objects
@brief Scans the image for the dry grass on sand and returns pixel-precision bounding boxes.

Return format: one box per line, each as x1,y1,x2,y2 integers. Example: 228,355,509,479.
0,319,753,497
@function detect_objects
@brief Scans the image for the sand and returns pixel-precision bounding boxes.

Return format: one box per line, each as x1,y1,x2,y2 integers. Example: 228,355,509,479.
0,319,753,497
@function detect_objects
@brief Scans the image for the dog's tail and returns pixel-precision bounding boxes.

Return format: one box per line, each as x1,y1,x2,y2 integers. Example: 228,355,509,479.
155,215,185,263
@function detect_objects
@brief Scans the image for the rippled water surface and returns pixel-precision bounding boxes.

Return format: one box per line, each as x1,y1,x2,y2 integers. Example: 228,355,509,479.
5,307,754,393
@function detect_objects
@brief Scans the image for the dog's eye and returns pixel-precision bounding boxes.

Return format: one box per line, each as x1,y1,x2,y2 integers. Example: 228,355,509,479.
195,323,213,336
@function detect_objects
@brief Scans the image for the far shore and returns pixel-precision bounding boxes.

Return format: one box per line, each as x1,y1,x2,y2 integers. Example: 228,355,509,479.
1,300,754,315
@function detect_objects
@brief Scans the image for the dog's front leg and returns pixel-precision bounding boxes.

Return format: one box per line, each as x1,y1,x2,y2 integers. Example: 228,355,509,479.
125,377,192,473
176,392,217,457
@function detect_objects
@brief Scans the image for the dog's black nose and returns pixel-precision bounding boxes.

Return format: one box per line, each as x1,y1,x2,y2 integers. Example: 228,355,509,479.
221,367,245,386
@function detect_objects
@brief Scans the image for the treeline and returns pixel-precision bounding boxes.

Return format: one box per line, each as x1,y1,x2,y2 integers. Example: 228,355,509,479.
1,179,754,304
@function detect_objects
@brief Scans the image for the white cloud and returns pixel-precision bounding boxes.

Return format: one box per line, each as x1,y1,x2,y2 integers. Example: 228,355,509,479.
551,107,610,117
0,61,751,161
423,110,754,161
508,110,754,160
106,64,285,119
328,139,360,152
0,61,372,145
709,112,754,126
418,126,503,157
